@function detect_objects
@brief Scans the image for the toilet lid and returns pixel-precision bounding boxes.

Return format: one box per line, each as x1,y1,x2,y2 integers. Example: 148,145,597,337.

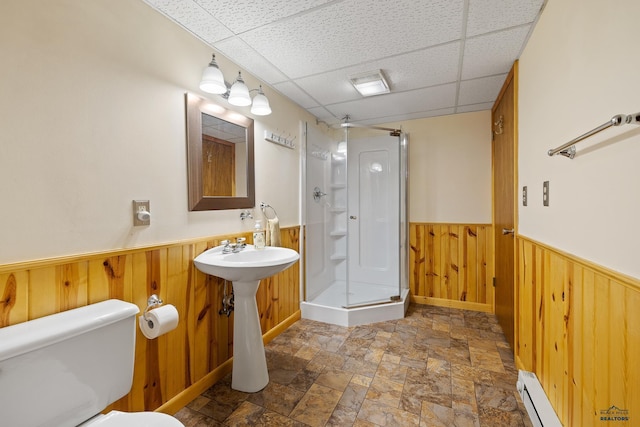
81,410,185,427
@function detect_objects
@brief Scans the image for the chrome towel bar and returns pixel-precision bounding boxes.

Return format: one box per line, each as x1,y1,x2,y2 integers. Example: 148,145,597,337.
547,112,640,159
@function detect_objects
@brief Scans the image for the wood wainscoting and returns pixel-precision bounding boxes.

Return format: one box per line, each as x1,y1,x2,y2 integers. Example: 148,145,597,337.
409,223,494,313
516,236,639,427
0,227,300,414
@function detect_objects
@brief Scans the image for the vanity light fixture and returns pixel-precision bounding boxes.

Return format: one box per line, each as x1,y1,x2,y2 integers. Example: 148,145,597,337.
228,72,252,106
250,86,272,116
348,69,390,97
199,54,273,115
199,54,227,94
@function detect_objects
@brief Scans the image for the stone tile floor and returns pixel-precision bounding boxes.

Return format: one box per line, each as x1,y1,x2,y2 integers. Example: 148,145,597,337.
174,304,532,426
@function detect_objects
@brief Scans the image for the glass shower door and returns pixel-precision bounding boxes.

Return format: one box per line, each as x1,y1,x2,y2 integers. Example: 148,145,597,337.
346,134,400,307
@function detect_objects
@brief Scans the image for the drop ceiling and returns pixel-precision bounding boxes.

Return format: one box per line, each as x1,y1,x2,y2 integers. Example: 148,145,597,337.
143,0,545,126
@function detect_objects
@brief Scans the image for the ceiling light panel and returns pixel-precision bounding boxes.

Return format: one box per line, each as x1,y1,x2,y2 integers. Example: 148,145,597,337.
349,70,390,97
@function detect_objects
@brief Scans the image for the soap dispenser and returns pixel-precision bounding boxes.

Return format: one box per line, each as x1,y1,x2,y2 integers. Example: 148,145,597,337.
253,219,266,250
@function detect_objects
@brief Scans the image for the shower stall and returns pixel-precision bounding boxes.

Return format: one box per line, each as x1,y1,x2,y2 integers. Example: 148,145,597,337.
301,121,409,327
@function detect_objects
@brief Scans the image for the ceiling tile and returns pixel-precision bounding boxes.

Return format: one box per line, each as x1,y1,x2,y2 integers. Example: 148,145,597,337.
142,0,233,43
306,106,337,123
467,0,544,37
291,71,361,107
458,74,507,105
383,43,462,92
273,81,319,109
214,37,289,84
325,83,457,124
195,0,335,34
364,108,457,125
202,114,245,143
457,102,495,114
240,0,464,78
293,42,461,106
461,26,530,80
143,0,544,125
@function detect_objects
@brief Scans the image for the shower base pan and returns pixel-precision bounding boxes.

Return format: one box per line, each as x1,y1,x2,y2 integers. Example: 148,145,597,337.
301,282,409,327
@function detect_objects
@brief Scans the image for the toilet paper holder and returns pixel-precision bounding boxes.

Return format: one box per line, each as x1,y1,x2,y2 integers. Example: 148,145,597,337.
143,294,163,322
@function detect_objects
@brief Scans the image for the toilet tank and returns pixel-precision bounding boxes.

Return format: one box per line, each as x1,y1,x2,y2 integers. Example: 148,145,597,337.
0,299,140,427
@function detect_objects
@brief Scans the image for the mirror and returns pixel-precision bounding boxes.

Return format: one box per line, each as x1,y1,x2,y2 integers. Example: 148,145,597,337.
186,93,255,210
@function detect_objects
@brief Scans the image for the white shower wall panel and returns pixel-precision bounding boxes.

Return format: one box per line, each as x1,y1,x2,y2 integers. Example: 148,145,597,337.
304,125,334,301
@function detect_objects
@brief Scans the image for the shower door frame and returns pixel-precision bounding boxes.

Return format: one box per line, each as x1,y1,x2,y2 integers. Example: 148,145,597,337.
344,131,406,308
302,122,409,310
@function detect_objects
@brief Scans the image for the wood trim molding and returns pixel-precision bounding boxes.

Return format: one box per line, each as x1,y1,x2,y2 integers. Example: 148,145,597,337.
0,226,300,274
410,295,493,313
518,234,640,291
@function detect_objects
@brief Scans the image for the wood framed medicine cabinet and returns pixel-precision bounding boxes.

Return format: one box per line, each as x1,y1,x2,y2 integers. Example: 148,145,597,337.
185,93,255,210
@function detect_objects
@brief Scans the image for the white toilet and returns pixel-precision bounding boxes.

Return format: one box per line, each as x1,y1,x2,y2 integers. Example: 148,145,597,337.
0,299,185,427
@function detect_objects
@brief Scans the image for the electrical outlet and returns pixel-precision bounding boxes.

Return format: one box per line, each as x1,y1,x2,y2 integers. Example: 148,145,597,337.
543,181,550,206
133,200,151,226
523,186,528,206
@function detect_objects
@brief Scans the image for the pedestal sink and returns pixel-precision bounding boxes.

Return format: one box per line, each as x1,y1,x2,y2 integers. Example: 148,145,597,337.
194,245,299,392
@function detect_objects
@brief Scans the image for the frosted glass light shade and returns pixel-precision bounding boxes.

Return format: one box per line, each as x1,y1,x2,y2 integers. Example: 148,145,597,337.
250,87,271,115
348,70,390,97
199,55,227,94
228,72,251,106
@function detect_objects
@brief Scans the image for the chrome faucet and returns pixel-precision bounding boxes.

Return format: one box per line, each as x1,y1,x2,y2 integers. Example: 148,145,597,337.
234,237,246,252
221,238,247,253
221,240,234,253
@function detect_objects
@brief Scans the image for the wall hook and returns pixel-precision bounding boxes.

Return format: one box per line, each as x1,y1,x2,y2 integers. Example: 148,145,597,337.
494,115,504,135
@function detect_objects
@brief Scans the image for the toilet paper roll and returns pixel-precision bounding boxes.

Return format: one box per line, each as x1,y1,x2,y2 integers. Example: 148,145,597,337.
138,304,179,339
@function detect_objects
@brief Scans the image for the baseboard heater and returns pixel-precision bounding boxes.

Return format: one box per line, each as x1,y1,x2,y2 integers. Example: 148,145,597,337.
516,370,563,427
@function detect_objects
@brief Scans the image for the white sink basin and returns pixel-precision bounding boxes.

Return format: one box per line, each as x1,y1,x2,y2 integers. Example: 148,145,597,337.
194,245,299,282
193,244,299,393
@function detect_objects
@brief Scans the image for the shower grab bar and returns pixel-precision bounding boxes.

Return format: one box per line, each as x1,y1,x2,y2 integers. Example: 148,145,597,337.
547,112,640,159
259,202,278,219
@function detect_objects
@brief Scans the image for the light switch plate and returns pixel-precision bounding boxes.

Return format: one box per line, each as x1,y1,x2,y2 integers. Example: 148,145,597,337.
543,181,549,206
523,186,528,206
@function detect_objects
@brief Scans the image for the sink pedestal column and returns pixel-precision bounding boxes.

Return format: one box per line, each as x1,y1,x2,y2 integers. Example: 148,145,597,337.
231,279,269,392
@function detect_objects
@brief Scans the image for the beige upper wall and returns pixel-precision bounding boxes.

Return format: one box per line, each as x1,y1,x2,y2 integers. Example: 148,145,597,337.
0,0,493,265
0,0,315,264
387,111,492,224
519,0,640,278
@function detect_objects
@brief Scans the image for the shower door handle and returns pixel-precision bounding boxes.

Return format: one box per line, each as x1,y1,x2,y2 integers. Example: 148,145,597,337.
349,215,357,220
